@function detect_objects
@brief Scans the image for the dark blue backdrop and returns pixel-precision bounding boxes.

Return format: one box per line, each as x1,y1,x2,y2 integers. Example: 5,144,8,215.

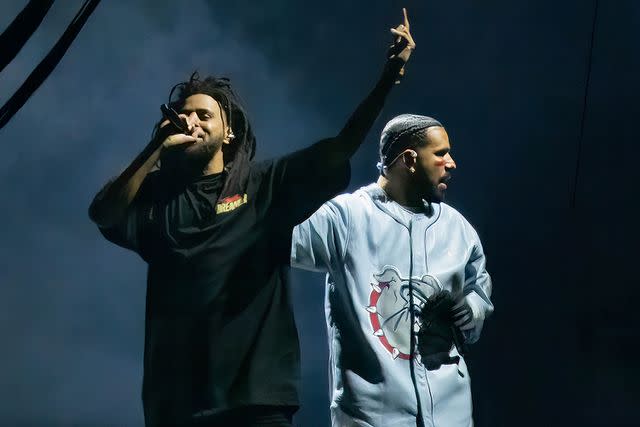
1,1,637,426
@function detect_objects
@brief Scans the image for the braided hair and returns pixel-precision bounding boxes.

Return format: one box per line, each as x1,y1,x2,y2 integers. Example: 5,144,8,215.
155,71,256,199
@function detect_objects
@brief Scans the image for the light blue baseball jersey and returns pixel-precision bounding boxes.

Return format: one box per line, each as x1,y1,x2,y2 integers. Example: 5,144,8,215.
291,183,493,427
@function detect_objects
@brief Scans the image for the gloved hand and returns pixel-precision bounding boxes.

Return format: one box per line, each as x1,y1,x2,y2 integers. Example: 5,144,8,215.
452,298,475,332
416,290,466,370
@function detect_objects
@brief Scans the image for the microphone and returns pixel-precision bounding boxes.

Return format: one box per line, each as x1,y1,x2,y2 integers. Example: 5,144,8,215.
160,103,189,134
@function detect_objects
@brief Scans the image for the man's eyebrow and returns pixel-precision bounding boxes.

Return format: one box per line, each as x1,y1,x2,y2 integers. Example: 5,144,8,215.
180,107,215,115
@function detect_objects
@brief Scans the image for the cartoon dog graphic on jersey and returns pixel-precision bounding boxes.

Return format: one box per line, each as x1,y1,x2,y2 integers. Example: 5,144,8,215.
366,265,443,360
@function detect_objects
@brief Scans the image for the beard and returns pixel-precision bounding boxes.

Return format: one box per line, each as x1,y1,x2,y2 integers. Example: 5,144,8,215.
423,184,444,203
160,141,219,176
410,169,445,203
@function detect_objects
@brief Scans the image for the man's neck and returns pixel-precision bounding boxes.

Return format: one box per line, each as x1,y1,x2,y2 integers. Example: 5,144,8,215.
201,151,225,176
161,150,225,181
376,175,423,207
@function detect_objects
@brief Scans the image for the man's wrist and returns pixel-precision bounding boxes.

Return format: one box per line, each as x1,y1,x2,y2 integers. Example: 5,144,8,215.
383,56,405,77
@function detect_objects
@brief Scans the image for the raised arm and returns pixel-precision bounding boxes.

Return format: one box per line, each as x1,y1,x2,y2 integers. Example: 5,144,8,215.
325,8,416,167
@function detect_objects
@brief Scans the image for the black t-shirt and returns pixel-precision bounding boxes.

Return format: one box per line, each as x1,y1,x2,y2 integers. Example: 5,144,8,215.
100,140,350,426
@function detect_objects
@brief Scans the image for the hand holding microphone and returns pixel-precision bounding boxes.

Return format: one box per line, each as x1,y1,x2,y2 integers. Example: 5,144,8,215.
157,104,197,151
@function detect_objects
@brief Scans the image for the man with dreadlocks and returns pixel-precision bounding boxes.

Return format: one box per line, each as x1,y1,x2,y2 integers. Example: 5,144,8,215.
291,114,494,426
89,9,415,427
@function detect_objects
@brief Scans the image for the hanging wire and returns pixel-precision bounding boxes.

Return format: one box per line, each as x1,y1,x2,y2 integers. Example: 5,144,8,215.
571,0,600,208
0,0,102,131
0,0,54,73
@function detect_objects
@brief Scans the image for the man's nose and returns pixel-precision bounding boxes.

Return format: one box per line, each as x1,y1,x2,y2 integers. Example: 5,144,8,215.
180,112,200,129
445,153,456,170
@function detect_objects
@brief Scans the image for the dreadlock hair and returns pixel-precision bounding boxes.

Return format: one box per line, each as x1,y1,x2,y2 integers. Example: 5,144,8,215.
153,71,256,200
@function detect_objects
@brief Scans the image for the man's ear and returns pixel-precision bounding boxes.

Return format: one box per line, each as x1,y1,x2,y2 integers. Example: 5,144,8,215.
402,149,418,169
222,127,235,145
220,103,234,145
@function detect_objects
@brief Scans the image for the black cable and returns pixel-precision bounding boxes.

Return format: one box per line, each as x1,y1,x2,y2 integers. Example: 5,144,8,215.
0,0,54,73
0,0,102,131
571,0,599,208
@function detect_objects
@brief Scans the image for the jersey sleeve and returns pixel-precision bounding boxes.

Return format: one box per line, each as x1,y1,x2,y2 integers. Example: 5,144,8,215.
460,229,494,344
290,195,351,273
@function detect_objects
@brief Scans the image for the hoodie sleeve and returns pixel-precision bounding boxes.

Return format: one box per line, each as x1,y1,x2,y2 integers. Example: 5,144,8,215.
291,195,351,273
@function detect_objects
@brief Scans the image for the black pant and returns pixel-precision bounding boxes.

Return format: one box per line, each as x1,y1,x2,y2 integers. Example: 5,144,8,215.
193,405,296,427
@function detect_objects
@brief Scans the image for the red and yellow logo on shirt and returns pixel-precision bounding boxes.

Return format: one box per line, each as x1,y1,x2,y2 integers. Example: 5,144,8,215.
216,194,248,214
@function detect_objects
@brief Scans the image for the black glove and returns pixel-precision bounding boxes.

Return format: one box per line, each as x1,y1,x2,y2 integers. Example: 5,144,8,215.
416,290,466,371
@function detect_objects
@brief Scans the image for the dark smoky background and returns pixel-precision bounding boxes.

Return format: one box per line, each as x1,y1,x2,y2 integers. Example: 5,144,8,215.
0,1,637,426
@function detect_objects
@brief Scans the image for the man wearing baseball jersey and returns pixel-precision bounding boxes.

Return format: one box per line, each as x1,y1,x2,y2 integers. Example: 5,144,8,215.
291,114,494,427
